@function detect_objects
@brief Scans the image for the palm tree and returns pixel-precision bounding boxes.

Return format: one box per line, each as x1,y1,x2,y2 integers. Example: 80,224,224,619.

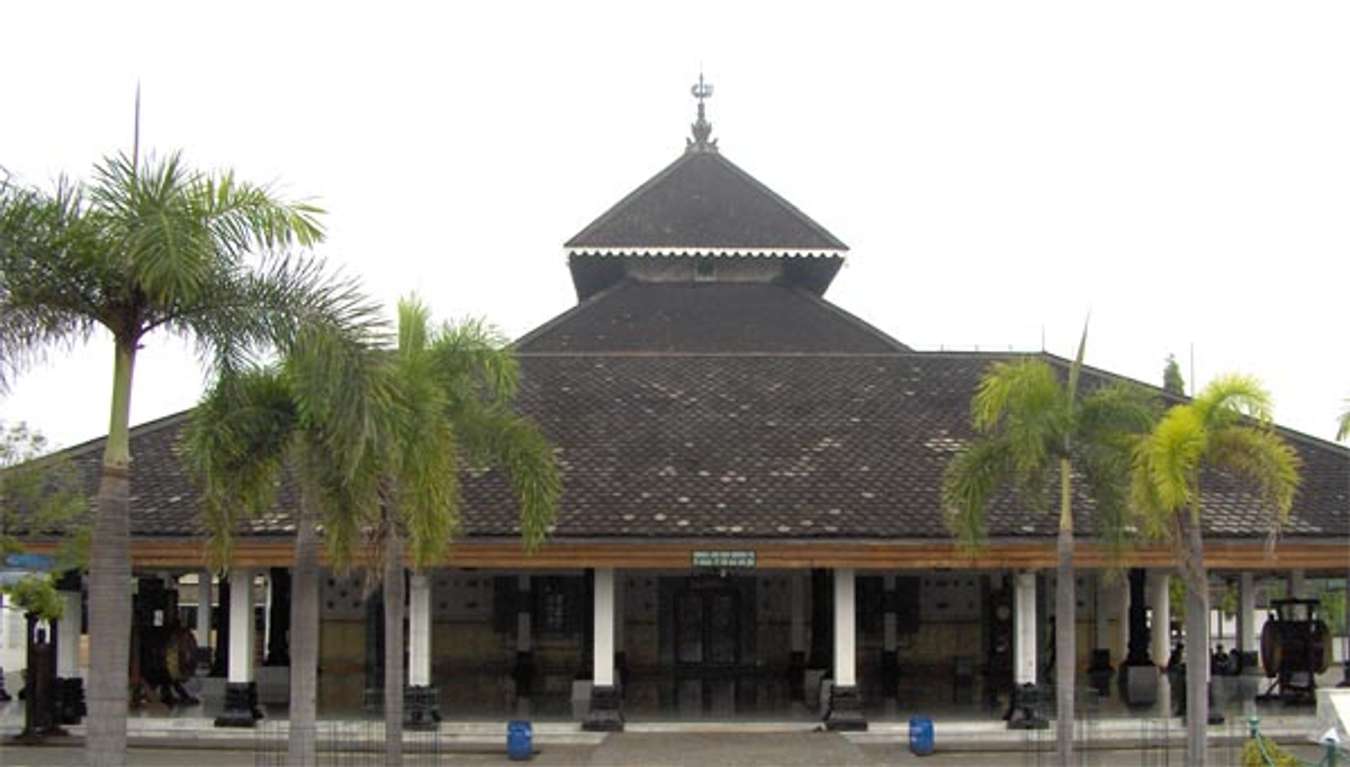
184,325,390,767
0,153,377,766
375,299,560,763
943,331,1155,764
1130,375,1300,767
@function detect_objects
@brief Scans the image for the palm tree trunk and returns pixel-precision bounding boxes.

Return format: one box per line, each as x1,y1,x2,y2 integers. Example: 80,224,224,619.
383,529,405,765
1180,508,1210,767
1055,457,1076,765
88,341,136,767
286,481,320,767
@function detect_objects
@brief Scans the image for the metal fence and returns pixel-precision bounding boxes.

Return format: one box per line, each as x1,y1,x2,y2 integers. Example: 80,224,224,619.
254,719,447,767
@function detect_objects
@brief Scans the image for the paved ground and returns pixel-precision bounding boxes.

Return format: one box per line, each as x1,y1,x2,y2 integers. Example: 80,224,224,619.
0,736,1339,766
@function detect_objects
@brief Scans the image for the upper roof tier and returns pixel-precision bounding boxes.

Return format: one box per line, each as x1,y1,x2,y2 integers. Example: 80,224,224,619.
565,81,849,300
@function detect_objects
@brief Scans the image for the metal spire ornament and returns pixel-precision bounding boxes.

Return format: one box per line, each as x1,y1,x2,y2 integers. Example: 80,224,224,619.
687,73,717,152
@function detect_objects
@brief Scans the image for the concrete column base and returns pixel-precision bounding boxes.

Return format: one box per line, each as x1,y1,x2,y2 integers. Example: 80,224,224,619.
582,684,624,732
213,682,262,727
1238,650,1262,676
403,685,441,730
879,649,899,700
513,650,536,699
787,651,805,701
1086,649,1113,697
824,685,867,731
54,677,86,724
1119,663,1159,708
1006,683,1049,730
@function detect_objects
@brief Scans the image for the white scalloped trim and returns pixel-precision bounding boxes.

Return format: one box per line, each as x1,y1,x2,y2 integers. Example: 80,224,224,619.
566,247,847,259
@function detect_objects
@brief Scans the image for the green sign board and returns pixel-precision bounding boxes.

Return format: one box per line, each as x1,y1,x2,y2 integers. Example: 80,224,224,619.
691,550,756,569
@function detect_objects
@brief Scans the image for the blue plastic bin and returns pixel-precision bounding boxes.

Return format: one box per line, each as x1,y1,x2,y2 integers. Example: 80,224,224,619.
909,715,934,756
507,719,533,761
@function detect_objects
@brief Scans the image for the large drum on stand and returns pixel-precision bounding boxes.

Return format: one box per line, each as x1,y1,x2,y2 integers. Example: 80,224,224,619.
1258,599,1331,704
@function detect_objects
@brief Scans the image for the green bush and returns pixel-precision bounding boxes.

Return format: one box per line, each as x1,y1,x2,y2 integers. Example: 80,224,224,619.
1241,735,1302,767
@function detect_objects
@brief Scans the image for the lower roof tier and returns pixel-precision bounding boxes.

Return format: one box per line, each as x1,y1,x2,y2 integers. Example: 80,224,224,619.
48,351,1350,544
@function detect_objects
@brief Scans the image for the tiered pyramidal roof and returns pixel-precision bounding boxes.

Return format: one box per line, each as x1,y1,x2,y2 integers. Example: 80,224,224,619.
563,76,849,301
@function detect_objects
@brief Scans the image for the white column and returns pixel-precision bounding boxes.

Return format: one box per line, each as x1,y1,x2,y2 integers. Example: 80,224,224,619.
882,575,897,654
614,573,626,655
1150,570,1170,666
56,589,82,677
789,574,806,655
227,569,255,684
262,572,273,654
196,572,213,649
833,568,857,687
517,575,532,652
1014,571,1037,685
593,568,615,687
1237,573,1257,654
408,573,432,687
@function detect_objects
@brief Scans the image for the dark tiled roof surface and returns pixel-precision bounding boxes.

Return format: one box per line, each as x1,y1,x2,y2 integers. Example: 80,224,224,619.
62,354,1350,542
565,151,847,252
516,281,909,354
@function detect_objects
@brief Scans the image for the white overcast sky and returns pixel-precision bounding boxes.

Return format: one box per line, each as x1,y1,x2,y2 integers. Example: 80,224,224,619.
2,1,1347,450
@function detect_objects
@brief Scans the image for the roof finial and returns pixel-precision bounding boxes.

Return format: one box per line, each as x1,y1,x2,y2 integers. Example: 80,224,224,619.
687,72,717,152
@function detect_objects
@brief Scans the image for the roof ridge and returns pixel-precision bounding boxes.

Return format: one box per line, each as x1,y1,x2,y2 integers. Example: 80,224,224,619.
564,150,848,251
513,279,634,350
790,287,910,351
564,153,692,248
711,152,847,251
44,409,194,462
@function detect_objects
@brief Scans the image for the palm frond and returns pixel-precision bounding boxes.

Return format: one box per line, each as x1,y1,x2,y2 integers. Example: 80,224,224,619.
1065,317,1089,405
454,405,559,551
1128,439,1173,541
0,175,105,390
431,317,518,408
972,359,1065,477
942,436,1014,550
1078,383,1159,449
394,418,461,569
1141,404,1207,514
1192,373,1272,429
1075,440,1135,561
397,297,432,360
183,366,298,569
1207,425,1301,542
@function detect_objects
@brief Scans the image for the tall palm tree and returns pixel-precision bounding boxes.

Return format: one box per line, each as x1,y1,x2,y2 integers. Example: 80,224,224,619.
943,331,1155,765
1130,375,1300,767
375,299,560,763
0,154,377,766
184,325,390,767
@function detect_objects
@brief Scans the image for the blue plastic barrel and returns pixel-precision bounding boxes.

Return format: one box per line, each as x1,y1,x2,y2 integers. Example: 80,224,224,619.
909,715,934,756
507,719,533,761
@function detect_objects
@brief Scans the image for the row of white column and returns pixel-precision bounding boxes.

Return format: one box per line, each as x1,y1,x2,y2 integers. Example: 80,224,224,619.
202,565,1314,694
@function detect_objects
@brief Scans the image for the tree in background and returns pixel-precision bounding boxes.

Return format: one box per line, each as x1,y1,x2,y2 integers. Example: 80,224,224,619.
1163,354,1186,397
0,152,377,767
944,330,1155,763
1130,375,1300,766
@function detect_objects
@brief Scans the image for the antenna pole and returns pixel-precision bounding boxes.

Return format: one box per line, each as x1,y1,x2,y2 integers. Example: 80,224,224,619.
132,82,142,171
1189,342,1195,397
